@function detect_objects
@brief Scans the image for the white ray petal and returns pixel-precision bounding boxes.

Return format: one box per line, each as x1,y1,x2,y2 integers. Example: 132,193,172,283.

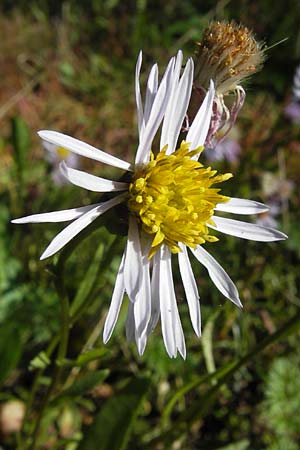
103,252,126,343
40,194,126,260
159,245,177,358
144,64,158,125
191,246,242,308
209,216,288,241
173,296,186,359
147,250,161,334
174,50,183,77
60,161,128,192
124,216,143,303
215,198,269,215
135,57,175,165
178,244,201,337
11,204,100,224
187,79,215,152
134,244,151,355
126,301,135,343
161,58,194,154
160,50,182,151
135,51,144,135
38,130,132,172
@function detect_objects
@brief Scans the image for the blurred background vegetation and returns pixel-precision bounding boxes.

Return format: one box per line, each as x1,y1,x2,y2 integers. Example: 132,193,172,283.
1,1,300,449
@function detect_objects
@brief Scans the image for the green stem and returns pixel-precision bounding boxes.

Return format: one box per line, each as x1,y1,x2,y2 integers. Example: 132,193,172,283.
28,261,70,450
23,222,119,449
70,236,120,325
19,213,124,449
63,310,105,392
148,311,300,448
18,335,59,446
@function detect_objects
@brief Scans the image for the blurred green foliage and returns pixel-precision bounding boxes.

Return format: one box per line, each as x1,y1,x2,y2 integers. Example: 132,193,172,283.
0,1,300,449
261,355,300,449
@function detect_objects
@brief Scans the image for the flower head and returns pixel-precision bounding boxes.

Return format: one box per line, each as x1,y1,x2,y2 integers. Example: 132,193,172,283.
189,21,265,147
194,21,265,95
128,141,232,257
12,51,287,358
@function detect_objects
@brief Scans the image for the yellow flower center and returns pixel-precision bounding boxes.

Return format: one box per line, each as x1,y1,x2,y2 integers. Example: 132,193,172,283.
56,146,70,159
128,141,232,257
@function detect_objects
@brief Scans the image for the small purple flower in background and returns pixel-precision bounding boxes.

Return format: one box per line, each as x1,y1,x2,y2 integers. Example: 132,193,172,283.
43,141,81,185
284,102,300,124
256,202,280,228
257,172,294,228
284,63,300,123
205,128,241,164
206,137,241,164
292,64,300,100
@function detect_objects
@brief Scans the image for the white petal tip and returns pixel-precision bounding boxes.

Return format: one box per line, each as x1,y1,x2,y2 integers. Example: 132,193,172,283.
180,351,187,360
137,337,147,356
40,252,50,261
276,232,288,241
235,298,243,309
37,130,47,138
11,217,36,224
267,230,288,241
11,217,34,224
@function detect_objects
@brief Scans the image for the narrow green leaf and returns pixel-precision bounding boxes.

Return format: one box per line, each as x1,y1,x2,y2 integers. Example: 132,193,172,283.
216,439,249,450
162,312,300,431
78,377,151,450
162,360,236,424
0,323,22,386
202,310,220,376
70,242,105,316
11,116,30,177
54,369,110,401
75,348,108,366
29,351,51,371
51,348,108,368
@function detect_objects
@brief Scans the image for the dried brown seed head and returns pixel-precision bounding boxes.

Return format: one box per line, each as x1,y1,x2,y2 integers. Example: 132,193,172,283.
194,21,265,95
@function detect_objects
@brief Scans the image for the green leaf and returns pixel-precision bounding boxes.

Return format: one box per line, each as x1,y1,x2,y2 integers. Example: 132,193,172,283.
162,312,300,433
75,347,109,367
29,351,51,371
11,116,30,177
78,377,151,450
70,242,105,316
0,323,22,386
202,310,220,376
54,369,110,401
216,439,249,450
162,360,236,424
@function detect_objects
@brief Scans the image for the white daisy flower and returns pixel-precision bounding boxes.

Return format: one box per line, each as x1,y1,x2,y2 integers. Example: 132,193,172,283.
12,51,287,358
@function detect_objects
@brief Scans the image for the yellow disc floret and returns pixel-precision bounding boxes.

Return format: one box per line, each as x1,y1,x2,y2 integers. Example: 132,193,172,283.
128,141,232,257
56,146,70,159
